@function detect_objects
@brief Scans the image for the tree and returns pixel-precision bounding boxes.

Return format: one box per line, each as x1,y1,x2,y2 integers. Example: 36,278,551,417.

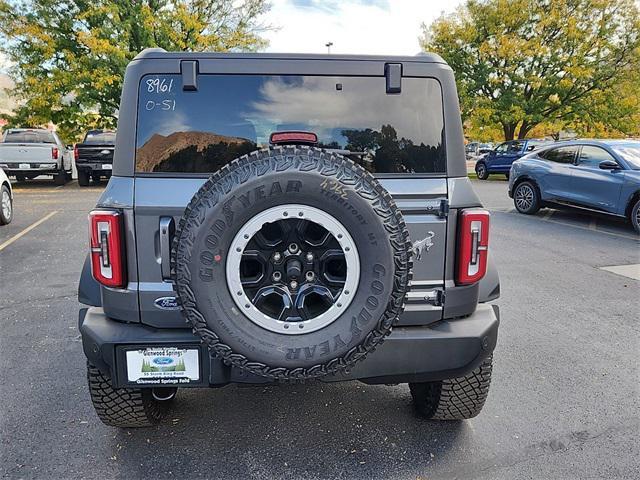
421,0,640,140
0,0,271,143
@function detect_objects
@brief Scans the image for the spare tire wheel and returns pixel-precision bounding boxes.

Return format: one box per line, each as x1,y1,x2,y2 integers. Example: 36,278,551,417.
171,146,412,380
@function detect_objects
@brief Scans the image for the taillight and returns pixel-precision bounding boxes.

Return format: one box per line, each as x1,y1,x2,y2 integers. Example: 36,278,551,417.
456,209,490,285
270,131,318,145
51,147,59,159
74,144,79,161
89,210,126,288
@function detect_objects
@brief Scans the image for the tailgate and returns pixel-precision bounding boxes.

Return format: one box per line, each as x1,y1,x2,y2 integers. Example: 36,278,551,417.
380,178,448,325
0,144,55,164
130,67,450,328
76,144,115,163
133,177,448,328
134,177,206,327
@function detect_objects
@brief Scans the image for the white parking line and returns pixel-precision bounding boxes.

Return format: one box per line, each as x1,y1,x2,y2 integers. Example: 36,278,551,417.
545,218,638,241
0,211,59,252
599,264,640,281
490,208,639,241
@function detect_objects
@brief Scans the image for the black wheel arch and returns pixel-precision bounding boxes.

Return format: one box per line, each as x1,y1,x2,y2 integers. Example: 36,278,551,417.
624,190,640,220
1,181,11,198
513,175,541,195
78,254,102,307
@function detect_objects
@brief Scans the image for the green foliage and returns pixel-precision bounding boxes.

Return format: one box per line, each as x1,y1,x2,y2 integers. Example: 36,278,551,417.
174,359,186,371
141,357,186,372
0,0,271,143
421,0,640,140
141,359,158,373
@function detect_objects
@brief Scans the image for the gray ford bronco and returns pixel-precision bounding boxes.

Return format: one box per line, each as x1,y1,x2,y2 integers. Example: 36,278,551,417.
78,50,500,427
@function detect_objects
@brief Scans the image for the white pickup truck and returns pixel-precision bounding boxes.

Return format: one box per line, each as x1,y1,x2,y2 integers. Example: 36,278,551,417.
0,128,72,184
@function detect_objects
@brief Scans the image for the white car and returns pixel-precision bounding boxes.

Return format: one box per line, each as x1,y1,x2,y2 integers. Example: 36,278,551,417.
0,167,13,225
0,128,72,185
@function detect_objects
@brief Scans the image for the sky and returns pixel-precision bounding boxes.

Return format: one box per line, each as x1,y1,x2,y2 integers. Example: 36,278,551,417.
0,0,460,74
262,0,464,55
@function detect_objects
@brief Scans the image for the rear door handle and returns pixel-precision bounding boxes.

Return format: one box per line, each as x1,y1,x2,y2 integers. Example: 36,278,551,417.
159,217,175,279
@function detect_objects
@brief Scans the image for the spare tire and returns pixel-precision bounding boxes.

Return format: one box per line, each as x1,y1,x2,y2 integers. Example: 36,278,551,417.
171,146,412,380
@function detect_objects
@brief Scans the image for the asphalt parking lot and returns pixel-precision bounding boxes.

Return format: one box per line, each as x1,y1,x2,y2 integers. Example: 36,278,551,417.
1,177,638,480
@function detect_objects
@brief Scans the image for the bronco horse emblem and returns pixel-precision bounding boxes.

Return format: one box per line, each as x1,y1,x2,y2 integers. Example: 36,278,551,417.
412,231,435,261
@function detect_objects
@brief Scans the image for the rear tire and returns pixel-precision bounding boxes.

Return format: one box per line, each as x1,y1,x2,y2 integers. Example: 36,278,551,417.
15,174,26,182
475,163,489,180
54,171,68,185
409,355,493,420
87,363,173,428
513,181,541,214
631,198,640,234
77,170,90,187
0,185,12,225
91,173,101,184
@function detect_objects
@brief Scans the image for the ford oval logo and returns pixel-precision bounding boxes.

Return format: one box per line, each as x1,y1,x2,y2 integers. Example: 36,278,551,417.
100,149,111,155
154,296,180,310
152,357,174,366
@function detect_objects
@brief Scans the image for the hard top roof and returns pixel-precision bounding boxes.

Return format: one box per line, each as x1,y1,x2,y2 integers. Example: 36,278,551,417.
133,48,446,64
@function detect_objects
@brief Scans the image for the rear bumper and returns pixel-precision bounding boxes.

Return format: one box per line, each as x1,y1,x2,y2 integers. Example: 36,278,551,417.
76,162,113,174
1,165,60,175
79,304,499,387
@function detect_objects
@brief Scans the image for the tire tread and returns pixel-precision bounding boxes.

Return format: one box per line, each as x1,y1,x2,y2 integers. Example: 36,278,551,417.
87,363,166,428
410,355,493,420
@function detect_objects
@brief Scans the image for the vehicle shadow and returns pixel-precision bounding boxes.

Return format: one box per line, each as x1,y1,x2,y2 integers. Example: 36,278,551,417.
9,176,61,189
536,207,638,237
10,176,103,191
114,382,467,479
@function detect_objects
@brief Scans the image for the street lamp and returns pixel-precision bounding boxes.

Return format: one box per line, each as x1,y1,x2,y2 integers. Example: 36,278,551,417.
325,42,333,54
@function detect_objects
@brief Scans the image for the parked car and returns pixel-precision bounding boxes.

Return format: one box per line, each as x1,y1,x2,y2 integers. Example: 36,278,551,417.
465,142,480,159
466,142,494,160
509,139,640,233
0,128,71,185
78,50,501,428
478,143,494,154
0,167,13,225
475,139,549,180
74,130,116,186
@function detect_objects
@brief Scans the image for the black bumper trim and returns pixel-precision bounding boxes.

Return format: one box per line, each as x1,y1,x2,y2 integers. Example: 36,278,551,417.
4,168,60,176
79,304,499,387
76,163,113,173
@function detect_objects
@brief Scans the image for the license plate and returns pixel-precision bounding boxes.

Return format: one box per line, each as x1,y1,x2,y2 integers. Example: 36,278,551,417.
125,347,200,385
19,163,30,169
102,164,112,170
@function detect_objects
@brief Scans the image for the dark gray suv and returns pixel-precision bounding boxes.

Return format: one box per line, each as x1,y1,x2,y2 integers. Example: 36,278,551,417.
79,50,500,427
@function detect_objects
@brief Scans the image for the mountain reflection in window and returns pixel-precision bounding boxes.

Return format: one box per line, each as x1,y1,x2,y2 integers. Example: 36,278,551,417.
136,132,257,173
136,75,446,174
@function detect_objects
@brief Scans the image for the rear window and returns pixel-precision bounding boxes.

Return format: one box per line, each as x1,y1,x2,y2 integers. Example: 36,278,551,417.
3,130,56,144
539,146,578,164
135,74,446,174
84,131,116,144
525,140,548,151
